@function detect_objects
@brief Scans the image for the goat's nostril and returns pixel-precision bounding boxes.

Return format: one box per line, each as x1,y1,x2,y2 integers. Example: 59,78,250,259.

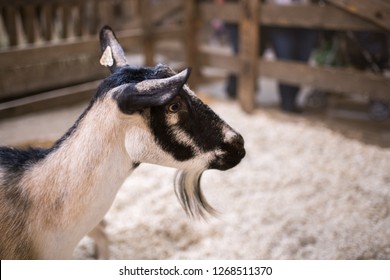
230,134,245,159
232,134,244,148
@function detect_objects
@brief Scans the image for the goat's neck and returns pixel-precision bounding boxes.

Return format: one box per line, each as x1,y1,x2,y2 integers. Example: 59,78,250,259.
26,100,133,258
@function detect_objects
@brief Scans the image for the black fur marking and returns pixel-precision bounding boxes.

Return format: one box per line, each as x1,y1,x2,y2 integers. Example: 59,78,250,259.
149,88,226,162
0,147,49,190
149,101,195,161
179,91,226,152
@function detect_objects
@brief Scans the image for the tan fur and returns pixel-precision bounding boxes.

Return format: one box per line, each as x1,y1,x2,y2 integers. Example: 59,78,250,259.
26,100,124,224
0,168,37,259
88,220,109,260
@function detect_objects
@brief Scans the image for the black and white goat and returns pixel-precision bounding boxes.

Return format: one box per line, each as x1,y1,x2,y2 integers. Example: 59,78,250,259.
0,26,245,259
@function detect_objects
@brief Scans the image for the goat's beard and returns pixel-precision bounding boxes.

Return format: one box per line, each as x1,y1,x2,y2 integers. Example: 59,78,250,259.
174,169,217,219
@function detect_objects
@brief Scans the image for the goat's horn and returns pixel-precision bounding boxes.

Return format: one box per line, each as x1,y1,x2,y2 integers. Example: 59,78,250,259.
99,25,127,72
115,68,191,114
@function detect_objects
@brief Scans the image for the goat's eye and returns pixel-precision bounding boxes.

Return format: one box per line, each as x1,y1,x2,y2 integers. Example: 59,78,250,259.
167,102,181,113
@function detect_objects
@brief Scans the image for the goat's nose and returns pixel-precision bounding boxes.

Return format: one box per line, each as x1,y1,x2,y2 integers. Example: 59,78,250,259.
231,133,246,158
209,132,245,171
234,133,244,147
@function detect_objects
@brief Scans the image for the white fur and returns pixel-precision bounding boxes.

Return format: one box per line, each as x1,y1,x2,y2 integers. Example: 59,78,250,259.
124,114,214,172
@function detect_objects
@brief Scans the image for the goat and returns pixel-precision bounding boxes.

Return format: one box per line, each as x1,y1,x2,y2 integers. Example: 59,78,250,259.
0,26,245,259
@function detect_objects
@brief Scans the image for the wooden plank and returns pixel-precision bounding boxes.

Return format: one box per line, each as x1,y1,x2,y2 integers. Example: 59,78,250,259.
89,0,99,35
61,3,70,39
96,0,113,31
199,46,237,73
238,0,259,113
0,27,180,100
75,2,85,37
261,59,390,101
23,5,37,44
199,2,238,23
154,26,183,41
326,0,390,30
200,49,390,101
4,6,18,46
0,80,100,119
140,0,155,66
0,30,138,100
0,38,100,69
152,1,183,26
0,29,144,68
184,0,200,88
3,0,82,5
262,3,380,30
199,2,380,31
42,4,54,41
0,56,106,101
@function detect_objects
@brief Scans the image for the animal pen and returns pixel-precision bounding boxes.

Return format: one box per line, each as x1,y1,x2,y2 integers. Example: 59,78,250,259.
0,0,390,260
1,0,389,116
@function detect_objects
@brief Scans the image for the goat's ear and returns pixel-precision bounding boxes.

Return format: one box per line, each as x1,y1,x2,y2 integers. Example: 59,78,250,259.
99,25,127,73
115,68,191,114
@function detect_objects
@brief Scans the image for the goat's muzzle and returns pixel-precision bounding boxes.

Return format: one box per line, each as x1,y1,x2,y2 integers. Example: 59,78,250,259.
209,133,246,171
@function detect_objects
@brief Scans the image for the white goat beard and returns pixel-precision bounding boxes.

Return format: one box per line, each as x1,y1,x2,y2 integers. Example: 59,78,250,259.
174,169,216,219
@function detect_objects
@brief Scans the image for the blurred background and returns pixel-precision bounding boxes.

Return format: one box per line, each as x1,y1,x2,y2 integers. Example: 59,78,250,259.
0,0,389,146
0,0,389,259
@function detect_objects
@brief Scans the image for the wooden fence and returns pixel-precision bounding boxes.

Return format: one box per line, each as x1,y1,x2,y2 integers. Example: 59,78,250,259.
188,0,390,113
0,0,183,117
0,0,389,117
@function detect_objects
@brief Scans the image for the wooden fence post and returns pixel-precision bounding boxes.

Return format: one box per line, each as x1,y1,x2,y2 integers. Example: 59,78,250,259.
141,0,155,66
238,0,259,113
23,5,36,44
4,6,18,46
185,0,200,88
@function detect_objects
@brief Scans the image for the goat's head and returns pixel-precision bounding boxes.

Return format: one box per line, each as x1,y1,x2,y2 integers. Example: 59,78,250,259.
99,26,245,218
